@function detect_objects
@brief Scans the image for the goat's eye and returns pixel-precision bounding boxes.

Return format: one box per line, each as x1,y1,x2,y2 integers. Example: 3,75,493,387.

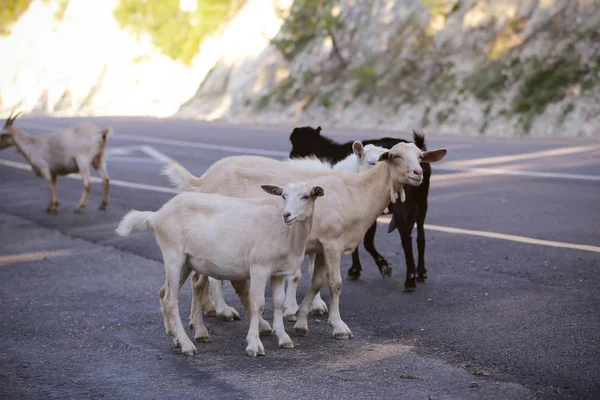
301,195,310,200
393,154,402,159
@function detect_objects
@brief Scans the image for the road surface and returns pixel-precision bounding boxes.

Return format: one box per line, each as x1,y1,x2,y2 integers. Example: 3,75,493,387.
1,116,599,399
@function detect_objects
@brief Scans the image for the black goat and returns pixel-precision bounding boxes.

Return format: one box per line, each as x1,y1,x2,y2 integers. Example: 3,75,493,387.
289,126,432,291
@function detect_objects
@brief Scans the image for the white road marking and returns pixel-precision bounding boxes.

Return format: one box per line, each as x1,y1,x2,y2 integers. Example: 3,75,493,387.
106,145,173,164
12,120,600,181
1,157,597,254
376,216,600,253
444,144,600,167
436,165,600,182
114,133,290,158
0,158,179,194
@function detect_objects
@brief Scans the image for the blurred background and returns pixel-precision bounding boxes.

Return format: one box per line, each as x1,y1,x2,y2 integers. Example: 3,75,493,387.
1,0,599,138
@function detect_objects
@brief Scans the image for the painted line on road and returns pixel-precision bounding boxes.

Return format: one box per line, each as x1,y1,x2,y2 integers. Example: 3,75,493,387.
111,134,600,182
11,121,600,182
114,133,290,158
376,216,600,253
0,249,73,266
436,165,600,182
444,144,600,167
0,158,179,194
2,157,598,254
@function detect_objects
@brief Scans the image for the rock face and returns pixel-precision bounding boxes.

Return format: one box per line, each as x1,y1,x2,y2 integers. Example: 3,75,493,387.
180,0,600,138
0,0,208,117
2,0,599,138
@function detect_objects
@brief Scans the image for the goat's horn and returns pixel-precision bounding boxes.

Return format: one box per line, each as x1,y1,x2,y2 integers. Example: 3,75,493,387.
5,109,22,127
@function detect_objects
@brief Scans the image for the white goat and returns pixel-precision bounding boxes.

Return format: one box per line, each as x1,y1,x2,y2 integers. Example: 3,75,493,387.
163,142,447,340
206,141,388,321
0,111,112,213
116,182,324,356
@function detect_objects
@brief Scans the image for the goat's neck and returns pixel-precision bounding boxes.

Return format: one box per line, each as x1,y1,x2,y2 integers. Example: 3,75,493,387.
11,130,38,164
284,215,314,258
356,162,396,222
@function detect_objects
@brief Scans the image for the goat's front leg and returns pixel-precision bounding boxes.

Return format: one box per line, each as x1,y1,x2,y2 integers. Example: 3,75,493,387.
74,159,91,213
271,275,294,349
44,172,59,213
307,253,328,315
97,158,110,210
283,267,301,321
294,253,327,337
393,202,418,291
245,267,270,356
416,201,429,282
363,221,392,277
347,247,363,280
210,278,241,321
230,279,272,336
323,248,353,339
160,251,196,355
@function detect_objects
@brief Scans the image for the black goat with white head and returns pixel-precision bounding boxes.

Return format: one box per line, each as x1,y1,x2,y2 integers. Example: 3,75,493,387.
289,126,435,291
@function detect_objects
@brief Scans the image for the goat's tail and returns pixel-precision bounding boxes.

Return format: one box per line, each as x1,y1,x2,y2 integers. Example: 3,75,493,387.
412,130,427,151
100,127,113,142
161,161,198,192
115,210,154,236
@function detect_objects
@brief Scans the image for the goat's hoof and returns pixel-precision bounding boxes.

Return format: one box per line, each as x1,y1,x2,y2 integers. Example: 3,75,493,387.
347,267,361,280
284,312,298,322
216,306,241,321
259,328,273,337
404,276,417,292
377,259,392,277
279,339,295,349
46,206,58,214
246,342,265,357
294,325,309,337
195,335,211,343
99,202,108,210
74,207,85,214
417,272,427,282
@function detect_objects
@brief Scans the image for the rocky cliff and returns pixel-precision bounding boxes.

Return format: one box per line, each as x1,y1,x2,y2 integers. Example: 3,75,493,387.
2,0,599,138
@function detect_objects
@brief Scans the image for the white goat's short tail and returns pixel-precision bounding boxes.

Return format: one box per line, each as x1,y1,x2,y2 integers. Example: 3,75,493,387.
100,127,113,141
161,161,197,192
115,210,154,236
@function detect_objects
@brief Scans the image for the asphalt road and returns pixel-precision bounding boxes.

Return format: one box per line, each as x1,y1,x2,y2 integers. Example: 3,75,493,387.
1,116,599,400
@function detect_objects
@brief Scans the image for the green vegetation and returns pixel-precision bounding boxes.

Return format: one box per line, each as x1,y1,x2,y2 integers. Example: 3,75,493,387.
272,0,344,63
54,0,69,21
113,0,240,65
0,0,33,35
512,57,586,133
466,62,507,101
353,65,377,97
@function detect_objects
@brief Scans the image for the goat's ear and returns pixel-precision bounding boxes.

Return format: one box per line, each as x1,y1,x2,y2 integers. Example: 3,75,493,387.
378,151,391,162
316,126,322,134
352,141,365,158
421,149,447,163
310,186,324,198
261,185,284,196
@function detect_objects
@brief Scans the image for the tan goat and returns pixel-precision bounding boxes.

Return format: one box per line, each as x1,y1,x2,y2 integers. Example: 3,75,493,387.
0,111,112,213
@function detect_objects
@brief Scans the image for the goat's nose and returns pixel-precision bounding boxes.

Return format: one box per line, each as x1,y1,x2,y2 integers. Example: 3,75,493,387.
283,212,291,220
413,169,423,176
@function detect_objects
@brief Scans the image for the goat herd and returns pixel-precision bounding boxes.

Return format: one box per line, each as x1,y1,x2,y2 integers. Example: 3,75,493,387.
0,111,448,357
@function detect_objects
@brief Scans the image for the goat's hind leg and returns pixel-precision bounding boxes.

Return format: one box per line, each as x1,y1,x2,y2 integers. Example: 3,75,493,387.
210,278,241,321
363,221,392,277
347,247,363,280
307,253,328,315
160,250,196,355
271,275,294,349
189,272,211,343
74,158,92,213
231,279,273,336
44,172,59,213
96,157,110,210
